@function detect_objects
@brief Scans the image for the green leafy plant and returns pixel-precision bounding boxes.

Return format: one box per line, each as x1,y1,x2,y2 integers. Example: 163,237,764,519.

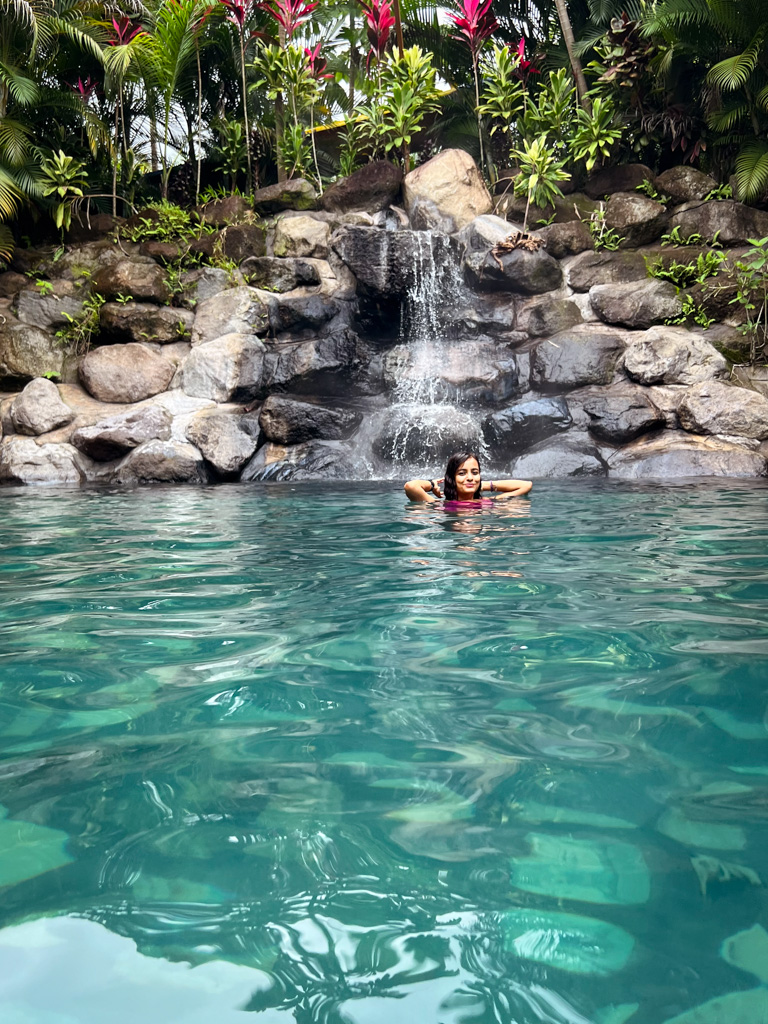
521,68,577,159
121,202,193,243
211,119,249,193
478,45,525,146
55,293,105,355
645,251,725,288
635,180,670,204
510,135,570,234
704,183,733,201
115,293,133,304
730,236,768,361
35,279,54,297
660,226,721,248
570,96,622,173
39,150,88,236
580,203,624,251
666,294,716,329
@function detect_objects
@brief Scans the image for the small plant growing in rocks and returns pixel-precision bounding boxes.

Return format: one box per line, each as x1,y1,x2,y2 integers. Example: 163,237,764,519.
56,293,105,354
731,236,768,361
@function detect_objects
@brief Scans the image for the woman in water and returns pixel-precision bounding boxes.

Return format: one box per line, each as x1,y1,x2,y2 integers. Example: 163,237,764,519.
404,452,533,503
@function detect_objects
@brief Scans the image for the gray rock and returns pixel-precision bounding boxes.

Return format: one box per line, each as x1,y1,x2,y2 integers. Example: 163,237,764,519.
456,214,516,253
609,432,767,478
70,405,173,460
539,220,593,258
79,343,175,404
197,194,251,226
92,259,171,303
0,322,65,382
268,294,346,335
100,302,194,344
483,396,572,455
16,289,84,330
623,326,728,385
655,167,717,204
590,279,682,328
262,329,365,395
403,149,492,232
574,384,665,443
185,408,259,475
511,437,608,477
668,200,768,246
321,161,403,214
584,164,655,200
565,249,648,292
138,240,182,264
273,215,331,259
0,271,27,298
178,267,239,309
409,198,458,233
241,439,351,481
464,247,563,295
181,333,265,403
240,256,320,292
0,437,89,486
604,192,667,247
372,405,484,464
252,179,317,215
113,439,209,485
10,378,75,435
221,223,267,264
678,380,768,439
383,338,523,405
259,395,362,445
191,286,269,346
519,297,583,337
332,227,460,297
531,328,626,391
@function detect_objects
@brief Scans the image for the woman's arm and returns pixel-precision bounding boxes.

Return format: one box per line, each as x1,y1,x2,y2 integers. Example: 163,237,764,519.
404,478,442,502
481,478,533,497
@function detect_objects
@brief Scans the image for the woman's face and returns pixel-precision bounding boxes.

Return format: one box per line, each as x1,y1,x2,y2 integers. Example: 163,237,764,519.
454,457,481,499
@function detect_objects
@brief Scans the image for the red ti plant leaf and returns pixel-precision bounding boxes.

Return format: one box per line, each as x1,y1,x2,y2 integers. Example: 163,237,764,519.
305,43,333,79
515,37,539,79
259,0,317,40
108,17,144,44
359,0,396,62
70,76,97,101
220,0,249,30
446,0,498,62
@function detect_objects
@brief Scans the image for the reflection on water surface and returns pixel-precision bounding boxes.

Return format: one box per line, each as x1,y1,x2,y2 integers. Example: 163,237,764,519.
0,481,767,1024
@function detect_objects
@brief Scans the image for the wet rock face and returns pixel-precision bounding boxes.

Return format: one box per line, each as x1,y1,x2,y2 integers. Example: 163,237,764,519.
259,395,362,446
609,433,768,478
241,440,351,481
79,344,175,404
332,227,460,297
71,405,173,461
185,409,259,476
321,161,403,214
10,378,75,436
530,329,626,391
463,247,563,295
483,397,573,456
678,381,768,439
383,339,524,406
372,405,484,464
113,439,209,485
511,437,608,477
574,385,666,444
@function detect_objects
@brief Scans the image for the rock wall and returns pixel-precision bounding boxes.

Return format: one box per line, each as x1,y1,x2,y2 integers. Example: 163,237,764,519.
1,151,767,487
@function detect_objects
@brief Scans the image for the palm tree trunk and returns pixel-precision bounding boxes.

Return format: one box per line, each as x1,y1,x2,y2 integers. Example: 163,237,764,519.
473,54,485,175
239,30,253,192
196,39,203,202
553,0,591,112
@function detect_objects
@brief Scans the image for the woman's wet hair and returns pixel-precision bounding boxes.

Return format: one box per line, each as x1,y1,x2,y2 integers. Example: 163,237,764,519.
443,452,482,501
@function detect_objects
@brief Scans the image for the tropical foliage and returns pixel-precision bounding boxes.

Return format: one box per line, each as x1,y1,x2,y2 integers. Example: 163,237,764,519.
1,0,767,260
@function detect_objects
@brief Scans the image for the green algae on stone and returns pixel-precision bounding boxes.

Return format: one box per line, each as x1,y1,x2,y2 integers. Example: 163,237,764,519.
499,907,635,975
720,923,768,984
0,805,73,888
510,832,650,905
660,986,768,1024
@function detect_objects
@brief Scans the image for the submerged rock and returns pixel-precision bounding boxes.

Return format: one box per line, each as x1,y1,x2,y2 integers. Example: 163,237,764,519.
500,907,635,975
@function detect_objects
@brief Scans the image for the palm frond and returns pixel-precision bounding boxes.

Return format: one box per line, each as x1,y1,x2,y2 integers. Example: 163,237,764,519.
0,166,26,219
45,16,106,63
0,117,33,166
0,223,14,263
734,139,768,201
0,60,39,106
707,101,749,131
642,0,712,36
707,30,764,91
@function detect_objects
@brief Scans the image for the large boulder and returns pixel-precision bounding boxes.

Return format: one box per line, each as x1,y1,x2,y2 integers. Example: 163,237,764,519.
538,220,593,258
92,258,171,303
70,405,173,461
511,437,608,477
0,437,89,486
100,302,195,345
332,227,459,297
457,214,516,255
241,439,351,481
678,381,768,439
197,194,251,226
79,343,175,403
178,267,240,309
191,286,269,345
273,215,331,259
623,326,728,385
221,223,267,263
10,378,75,436
181,333,265,403
604,193,668,247
252,179,317,215
268,294,345,335
655,167,717,204
372,405,484,464
518,298,583,337
113,439,209,485
584,164,655,200
609,432,767,478
403,149,492,232
0,322,65,382
464,247,563,295
185,408,259,475
259,395,361,445
590,280,682,329
16,288,84,331
261,329,366,396
573,384,665,444
530,328,626,391
668,200,768,246
240,256,320,292
383,338,524,405
321,161,403,214
565,250,648,292
483,396,572,456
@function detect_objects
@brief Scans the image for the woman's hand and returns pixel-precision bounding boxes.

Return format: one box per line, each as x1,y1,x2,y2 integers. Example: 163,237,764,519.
404,478,443,502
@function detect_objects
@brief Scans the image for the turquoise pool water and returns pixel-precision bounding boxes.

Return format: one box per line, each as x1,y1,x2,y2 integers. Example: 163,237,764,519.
1,481,767,1024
